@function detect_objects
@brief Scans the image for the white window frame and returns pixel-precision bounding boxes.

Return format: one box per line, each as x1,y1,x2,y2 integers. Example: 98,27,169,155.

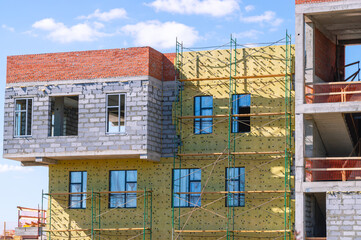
14,98,33,137
106,93,126,134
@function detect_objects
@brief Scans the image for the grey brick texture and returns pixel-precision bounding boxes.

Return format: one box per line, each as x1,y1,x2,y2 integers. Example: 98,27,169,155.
3,77,177,161
327,192,361,239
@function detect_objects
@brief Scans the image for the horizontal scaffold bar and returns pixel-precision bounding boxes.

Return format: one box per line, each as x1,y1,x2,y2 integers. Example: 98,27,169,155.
179,74,288,82
94,228,150,231
97,190,152,194
174,229,291,233
305,81,361,86
306,157,361,161
45,229,91,232
179,112,286,119
19,215,42,219
306,167,361,171
306,90,361,96
175,190,291,194
17,206,46,212
45,190,151,195
177,151,285,157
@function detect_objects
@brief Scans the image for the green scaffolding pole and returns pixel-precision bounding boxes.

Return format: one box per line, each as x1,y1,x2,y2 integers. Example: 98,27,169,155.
226,35,237,240
49,193,52,240
284,31,292,240
172,39,183,240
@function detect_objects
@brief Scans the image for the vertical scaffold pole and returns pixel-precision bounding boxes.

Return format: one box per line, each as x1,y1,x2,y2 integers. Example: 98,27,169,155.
91,189,94,240
41,190,43,240
98,193,101,240
150,189,153,240
143,188,147,240
49,193,52,240
284,31,292,240
227,35,236,240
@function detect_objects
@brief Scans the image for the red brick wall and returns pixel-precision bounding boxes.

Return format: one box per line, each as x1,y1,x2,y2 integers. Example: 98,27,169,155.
296,0,341,4
163,53,176,81
315,28,337,82
7,47,176,83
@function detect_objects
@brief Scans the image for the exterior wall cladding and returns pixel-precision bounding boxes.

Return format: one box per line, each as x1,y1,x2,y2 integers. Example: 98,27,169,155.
3,47,177,162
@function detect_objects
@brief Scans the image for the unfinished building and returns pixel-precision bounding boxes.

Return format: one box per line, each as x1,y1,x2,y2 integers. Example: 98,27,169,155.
295,0,361,239
3,35,294,239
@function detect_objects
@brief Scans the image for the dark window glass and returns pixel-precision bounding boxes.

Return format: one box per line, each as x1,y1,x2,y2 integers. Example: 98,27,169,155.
173,169,201,207
69,171,87,209
14,99,32,136
194,96,213,134
109,170,137,208
232,94,251,133
107,94,125,133
226,167,245,207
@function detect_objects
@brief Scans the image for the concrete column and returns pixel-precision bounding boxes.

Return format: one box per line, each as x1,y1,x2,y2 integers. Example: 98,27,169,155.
305,22,315,84
295,13,306,239
54,97,64,136
295,113,306,239
295,13,305,106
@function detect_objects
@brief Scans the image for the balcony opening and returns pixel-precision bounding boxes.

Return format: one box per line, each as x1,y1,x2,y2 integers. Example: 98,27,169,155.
305,193,326,239
305,25,361,103
49,96,79,136
305,112,361,181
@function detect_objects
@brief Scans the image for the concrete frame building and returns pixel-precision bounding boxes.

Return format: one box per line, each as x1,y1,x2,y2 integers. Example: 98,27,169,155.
295,0,361,239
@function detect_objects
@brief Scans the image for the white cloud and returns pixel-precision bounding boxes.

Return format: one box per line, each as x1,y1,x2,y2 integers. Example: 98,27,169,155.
0,164,33,173
122,20,200,49
147,0,240,17
244,5,255,12
240,11,283,27
78,8,127,22
2,24,15,32
234,29,263,40
32,18,110,43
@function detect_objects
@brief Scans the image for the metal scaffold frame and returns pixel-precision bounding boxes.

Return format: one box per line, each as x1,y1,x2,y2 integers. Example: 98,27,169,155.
42,188,152,240
172,32,293,240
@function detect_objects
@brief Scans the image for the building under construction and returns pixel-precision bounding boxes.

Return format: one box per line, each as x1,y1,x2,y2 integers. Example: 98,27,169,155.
295,0,361,239
3,34,294,239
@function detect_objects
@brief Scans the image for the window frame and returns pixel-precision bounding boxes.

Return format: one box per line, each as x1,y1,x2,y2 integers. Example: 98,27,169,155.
172,168,201,208
109,170,137,209
232,94,251,133
69,171,87,209
14,98,33,137
194,96,213,134
106,93,126,134
225,167,245,207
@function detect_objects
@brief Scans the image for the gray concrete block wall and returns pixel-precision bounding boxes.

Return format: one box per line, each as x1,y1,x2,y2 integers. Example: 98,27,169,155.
3,77,177,161
327,192,361,239
161,81,177,157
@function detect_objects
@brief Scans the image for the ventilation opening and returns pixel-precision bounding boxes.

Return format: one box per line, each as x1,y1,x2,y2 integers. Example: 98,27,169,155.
49,96,79,136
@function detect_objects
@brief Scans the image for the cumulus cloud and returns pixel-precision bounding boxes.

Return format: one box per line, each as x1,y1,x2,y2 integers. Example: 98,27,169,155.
32,18,110,43
0,164,33,173
234,29,263,40
147,0,240,17
240,11,283,27
2,24,15,32
244,5,255,12
78,8,127,22
122,20,200,49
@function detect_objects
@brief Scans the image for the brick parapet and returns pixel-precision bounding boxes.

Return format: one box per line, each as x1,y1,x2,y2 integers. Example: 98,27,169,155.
7,47,176,83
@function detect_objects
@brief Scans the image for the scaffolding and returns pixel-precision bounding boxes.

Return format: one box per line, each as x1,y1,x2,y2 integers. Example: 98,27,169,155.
42,188,152,240
172,32,293,239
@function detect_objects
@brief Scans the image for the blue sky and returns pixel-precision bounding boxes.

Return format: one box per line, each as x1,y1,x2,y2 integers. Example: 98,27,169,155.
0,0,295,231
